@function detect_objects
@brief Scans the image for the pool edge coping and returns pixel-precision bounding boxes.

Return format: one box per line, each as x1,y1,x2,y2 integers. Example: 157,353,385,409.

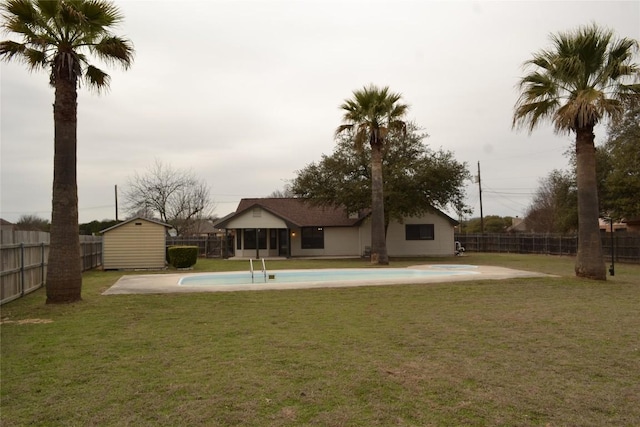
102,265,554,295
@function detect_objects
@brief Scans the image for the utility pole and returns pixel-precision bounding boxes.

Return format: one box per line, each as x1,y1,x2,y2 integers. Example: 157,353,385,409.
114,184,119,221
477,161,484,234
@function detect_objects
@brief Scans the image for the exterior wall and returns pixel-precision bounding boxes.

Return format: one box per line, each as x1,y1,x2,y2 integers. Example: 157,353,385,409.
289,226,361,257
385,213,455,256
226,211,455,258
225,208,288,229
103,220,167,269
359,218,372,255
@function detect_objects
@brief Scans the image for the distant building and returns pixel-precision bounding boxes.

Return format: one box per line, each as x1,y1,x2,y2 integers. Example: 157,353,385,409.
0,218,15,233
599,218,628,232
180,219,225,237
506,216,528,233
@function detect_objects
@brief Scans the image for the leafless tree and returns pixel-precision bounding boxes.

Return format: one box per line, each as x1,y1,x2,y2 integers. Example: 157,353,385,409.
268,185,295,198
524,170,577,234
124,160,214,235
16,214,50,232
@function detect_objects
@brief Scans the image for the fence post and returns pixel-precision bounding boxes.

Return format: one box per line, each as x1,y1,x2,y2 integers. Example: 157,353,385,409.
20,243,25,297
545,234,548,254
559,235,562,255
41,242,46,287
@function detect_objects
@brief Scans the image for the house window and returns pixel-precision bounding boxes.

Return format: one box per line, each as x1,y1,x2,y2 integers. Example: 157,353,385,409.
301,227,324,249
405,224,435,240
243,228,267,249
236,231,242,249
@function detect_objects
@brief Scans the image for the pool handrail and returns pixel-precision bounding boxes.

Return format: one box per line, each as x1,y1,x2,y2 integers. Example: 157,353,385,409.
249,258,267,283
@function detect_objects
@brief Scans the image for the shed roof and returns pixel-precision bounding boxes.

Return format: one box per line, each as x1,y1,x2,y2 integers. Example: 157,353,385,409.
215,198,367,228
100,217,172,234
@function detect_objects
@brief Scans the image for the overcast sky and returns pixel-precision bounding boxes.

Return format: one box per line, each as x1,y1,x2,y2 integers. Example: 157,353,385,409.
1,0,639,224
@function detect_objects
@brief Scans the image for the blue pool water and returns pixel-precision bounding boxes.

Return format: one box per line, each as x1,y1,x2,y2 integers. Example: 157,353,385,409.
429,264,478,269
178,267,478,287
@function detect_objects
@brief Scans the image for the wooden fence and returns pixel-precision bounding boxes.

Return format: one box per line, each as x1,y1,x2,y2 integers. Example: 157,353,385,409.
0,230,102,305
455,232,640,263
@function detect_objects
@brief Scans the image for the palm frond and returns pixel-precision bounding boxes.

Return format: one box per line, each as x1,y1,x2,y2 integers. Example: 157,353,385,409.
2,0,134,91
335,124,353,137
337,83,409,152
91,35,133,68
3,0,40,26
36,0,61,20
24,46,48,68
0,40,26,60
513,98,560,132
513,23,640,134
84,64,110,91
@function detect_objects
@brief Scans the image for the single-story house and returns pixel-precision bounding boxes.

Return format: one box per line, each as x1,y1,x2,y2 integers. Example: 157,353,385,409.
100,217,172,270
214,198,459,258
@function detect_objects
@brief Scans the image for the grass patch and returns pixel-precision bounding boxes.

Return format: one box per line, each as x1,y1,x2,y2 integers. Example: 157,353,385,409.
2,254,639,426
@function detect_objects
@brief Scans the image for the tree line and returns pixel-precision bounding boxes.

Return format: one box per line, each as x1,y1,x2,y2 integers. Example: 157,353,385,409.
525,102,639,234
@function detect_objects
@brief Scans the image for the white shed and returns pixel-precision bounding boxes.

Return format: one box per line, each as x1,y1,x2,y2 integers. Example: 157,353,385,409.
100,217,171,270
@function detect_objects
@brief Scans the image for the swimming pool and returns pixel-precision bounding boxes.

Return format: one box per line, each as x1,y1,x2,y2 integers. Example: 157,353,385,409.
178,266,480,287
103,265,550,295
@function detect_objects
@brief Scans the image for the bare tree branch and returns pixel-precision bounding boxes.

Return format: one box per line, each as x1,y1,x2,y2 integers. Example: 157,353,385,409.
124,159,215,234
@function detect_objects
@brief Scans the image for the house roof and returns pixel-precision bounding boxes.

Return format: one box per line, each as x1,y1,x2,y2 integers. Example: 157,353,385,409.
181,219,223,235
99,217,172,234
623,217,640,226
215,198,367,229
215,198,459,228
435,210,460,226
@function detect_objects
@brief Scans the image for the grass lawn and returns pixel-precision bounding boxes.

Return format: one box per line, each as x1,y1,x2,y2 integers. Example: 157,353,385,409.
1,253,639,426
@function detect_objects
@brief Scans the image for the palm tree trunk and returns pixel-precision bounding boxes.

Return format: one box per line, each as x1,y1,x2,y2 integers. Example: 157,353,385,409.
370,143,389,265
574,126,606,280
46,75,82,303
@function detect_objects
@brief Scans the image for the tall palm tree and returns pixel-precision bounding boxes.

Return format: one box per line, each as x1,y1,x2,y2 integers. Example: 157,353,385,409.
1,0,134,303
336,84,408,265
513,24,639,280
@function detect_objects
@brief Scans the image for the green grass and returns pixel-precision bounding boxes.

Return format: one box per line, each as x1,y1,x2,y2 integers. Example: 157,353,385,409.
2,254,639,426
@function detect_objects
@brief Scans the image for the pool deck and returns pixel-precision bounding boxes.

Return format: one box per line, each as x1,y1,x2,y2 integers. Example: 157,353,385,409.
102,265,553,295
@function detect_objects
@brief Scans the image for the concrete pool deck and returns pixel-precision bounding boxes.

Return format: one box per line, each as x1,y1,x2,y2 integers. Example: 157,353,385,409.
102,265,553,295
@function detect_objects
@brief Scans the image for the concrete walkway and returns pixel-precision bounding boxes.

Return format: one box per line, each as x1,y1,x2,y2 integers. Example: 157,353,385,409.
102,265,553,295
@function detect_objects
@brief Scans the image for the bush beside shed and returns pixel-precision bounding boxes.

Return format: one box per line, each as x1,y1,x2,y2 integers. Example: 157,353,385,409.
100,217,172,270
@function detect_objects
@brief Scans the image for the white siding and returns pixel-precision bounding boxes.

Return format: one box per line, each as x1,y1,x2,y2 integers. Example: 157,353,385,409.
324,227,361,256
103,220,167,269
385,213,455,256
289,226,361,257
226,208,287,229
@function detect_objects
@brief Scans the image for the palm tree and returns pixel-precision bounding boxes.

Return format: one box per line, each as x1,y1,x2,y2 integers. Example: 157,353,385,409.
513,24,639,280
1,0,134,303
336,84,408,265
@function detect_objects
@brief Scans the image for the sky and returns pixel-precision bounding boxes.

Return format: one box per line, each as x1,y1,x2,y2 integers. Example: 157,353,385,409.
1,0,639,224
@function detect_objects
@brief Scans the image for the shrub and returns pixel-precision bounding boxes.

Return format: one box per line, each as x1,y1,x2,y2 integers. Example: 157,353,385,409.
167,246,198,269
